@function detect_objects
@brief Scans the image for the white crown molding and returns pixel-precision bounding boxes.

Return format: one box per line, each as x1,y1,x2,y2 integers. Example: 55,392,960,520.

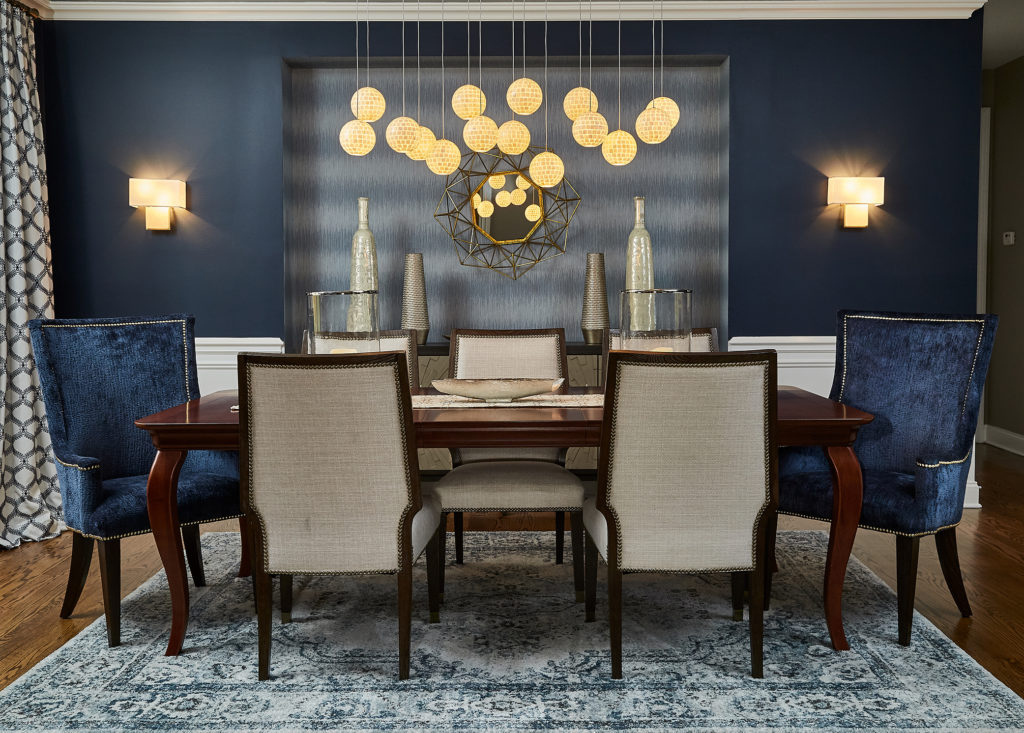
41,1,986,23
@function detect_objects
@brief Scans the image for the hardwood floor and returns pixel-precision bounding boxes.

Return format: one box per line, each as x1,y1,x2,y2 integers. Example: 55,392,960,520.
1,446,1023,697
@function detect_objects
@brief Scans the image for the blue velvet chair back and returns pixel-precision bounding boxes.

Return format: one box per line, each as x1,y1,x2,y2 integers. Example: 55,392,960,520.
29,315,200,480
831,311,998,474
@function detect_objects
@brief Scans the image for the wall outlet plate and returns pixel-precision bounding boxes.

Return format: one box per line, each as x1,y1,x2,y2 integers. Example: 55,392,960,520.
1003,231,1015,246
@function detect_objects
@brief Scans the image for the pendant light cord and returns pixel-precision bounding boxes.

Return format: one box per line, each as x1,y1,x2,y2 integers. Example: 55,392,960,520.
651,11,656,103
510,0,516,119
416,0,421,122
478,0,483,93
522,0,526,81
466,1,471,85
578,0,583,88
617,0,622,130
660,0,665,96
365,0,370,88
401,0,406,115
440,0,446,138
354,0,360,118
588,0,593,111
544,0,549,150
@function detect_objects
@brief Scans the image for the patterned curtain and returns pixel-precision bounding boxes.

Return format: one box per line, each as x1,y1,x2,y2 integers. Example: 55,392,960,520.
0,0,60,549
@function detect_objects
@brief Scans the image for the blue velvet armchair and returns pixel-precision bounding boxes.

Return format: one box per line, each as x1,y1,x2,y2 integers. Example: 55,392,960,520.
774,310,997,645
29,314,247,646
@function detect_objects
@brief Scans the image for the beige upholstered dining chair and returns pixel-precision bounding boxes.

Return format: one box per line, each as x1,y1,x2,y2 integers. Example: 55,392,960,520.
301,328,421,392
430,328,585,600
239,352,441,680
583,350,778,679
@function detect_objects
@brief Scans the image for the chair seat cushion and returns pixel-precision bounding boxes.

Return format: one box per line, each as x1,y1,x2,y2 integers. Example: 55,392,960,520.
84,471,241,540
412,493,442,560
779,468,934,535
582,496,608,561
427,461,585,511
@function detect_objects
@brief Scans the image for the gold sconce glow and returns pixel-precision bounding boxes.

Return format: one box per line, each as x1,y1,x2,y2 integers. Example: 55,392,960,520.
339,119,376,157
406,126,435,161
452,84,487,120
827,177,885,228
426,139,461,176
572,111,608,148
507,77,543,116
350,87,386,122
497,120,531,155
529,151,565,188
646,97,680,128
129,178,186,231
510,188,527,206
463,115,499,153
385,116,420,153
495,190,512,207
524,203,541,222
477,199,495,218
563,87,598,121
635,106,672,144
488,174,507,190
602,129,637,166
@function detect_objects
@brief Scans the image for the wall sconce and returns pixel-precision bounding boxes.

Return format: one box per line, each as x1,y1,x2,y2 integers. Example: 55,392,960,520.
129,178,186,230
827,177,885,228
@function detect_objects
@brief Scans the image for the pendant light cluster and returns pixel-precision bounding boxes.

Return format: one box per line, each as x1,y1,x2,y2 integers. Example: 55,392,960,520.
340,0,678,178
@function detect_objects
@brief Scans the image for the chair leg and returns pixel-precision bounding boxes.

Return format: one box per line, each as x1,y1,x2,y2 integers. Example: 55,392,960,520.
609,565,623,679
426,525,441,623
181,525,206,588
731,572,747,622
896,535,920,646
255,563,273,680
438,513,447,602
60,532,94,619
237,516,252,578
454,511,464,564
397,568,412,680
764,511,778,611
570,512,584,602
555,511,566,564
584,529,598,623
96,539,121,647
279,575,293,623
749,566,765,678
935,527,972,617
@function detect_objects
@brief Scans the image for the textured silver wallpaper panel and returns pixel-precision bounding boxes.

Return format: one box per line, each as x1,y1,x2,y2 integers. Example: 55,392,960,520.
285,57,726,349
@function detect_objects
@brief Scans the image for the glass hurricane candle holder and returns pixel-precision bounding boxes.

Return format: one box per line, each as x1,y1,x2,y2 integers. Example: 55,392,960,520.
307,290,380,354
618,288,693,352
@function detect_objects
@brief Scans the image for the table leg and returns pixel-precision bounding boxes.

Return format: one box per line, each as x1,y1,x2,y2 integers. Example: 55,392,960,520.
823,445,864,651
146,449,189,656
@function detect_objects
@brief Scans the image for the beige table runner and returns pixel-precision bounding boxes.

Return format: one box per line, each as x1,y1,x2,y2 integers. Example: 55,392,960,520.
411,394,605,409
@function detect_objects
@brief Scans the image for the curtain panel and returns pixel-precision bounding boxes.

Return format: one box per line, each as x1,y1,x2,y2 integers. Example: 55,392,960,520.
0,0,60,548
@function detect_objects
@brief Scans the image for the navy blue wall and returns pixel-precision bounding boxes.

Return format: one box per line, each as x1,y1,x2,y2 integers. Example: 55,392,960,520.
37,14,983,338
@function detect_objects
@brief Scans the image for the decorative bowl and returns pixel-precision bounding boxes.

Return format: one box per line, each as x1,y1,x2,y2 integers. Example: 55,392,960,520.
431,378,565,402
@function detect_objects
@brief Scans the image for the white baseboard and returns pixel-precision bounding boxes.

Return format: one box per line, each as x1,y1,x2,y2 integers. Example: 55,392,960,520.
729,334,983,509
982,424,1024,457
195,337,284,395
728,335,836,396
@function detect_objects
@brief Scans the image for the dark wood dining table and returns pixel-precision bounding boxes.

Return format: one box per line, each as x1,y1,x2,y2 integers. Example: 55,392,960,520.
136,385,873,657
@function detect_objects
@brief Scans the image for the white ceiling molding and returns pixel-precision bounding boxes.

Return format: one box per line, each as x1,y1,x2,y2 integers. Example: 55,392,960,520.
42,1,986,23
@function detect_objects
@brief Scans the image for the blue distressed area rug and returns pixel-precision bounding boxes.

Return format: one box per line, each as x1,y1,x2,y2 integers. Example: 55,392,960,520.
2,530,1022,731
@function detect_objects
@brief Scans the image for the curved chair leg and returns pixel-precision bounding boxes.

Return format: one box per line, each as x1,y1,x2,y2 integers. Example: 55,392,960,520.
426,525,441,623
96,539,121,647
555,511,566,564
182,525,206,588
896,535,920,646
237,516,252,578
570,512,584,602
935,527,972,617
584,530,598,623
397,567,412,680
609,566,623,679
453,512,464,564
60,532,94,619
764,511,778,611
279,575,293,623
731,572,747,622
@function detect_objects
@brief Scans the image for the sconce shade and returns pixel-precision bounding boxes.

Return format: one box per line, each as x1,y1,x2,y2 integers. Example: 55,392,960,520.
497,120,531,155
563,87,598,121
385,116,420,153
350,87,386,122
452,84,487,120
602,129,637,166
129,179,186,209
635,106,672,144
529,151,565,188
463,115,499,153
339,119,376,156
573,111,608,148
507,77,543,116
828,177,885,228
427,139,461,176
647,97,680,128
406,126,436,161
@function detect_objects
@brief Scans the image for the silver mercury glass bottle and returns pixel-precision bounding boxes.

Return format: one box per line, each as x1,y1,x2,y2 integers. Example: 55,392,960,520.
347,196,379,332
624,196,654,331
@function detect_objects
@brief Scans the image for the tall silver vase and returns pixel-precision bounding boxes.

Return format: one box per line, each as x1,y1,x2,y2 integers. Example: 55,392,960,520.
624,196,654,331
347,197,378,332
581,253,609,345
401,253,430,345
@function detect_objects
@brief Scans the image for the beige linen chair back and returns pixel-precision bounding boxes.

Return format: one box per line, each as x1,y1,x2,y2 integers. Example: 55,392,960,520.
240,352,419,574
449,328,568,463
300,329,421,392
599,350,777,573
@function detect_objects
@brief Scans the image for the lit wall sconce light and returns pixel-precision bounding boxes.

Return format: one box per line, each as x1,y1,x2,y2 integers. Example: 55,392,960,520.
129,178,186,230
827,177,885,228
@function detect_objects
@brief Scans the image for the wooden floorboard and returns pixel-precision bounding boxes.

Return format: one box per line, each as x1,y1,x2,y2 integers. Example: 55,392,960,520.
1,447,1022,698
